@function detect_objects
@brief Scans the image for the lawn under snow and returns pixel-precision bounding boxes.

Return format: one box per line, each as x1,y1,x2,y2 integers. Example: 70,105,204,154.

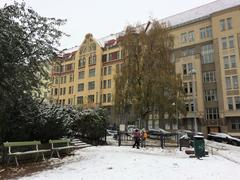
20,144,240,180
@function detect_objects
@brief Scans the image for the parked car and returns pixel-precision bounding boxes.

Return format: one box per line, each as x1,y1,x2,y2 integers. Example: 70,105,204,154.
106,129,118,136
127,125,137,135
177,130,203,140
207,132,240,146
147,128,171,139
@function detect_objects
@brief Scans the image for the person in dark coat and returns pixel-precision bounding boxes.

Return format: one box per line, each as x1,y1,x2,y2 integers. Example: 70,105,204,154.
132,129,141,149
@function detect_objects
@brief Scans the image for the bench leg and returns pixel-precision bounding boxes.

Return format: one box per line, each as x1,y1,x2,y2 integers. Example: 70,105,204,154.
7,156,11,165
42,153,46,161
14,156,19,166
50,151,54,158
57,151,60,158
35,153,39,162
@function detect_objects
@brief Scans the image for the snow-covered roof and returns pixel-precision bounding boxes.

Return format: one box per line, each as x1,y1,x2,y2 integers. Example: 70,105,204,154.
62,0,240,51
161,0,240,27
97,31,124,48
97,0,240,47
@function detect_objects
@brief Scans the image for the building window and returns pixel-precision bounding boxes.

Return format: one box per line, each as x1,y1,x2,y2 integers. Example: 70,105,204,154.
183,83,188,93
78,83,84,92
188,31,195,42
102,54,107,63
205,89,217,102
190,103,194,112
63,87,66,95
108,66,112,75
206,26,212,38
231,119,240,130
224,55,236,69
224,56,229,69
201,44,213,64
227,97,233,110
229,36,234,48
221,37,227,49
230,55,236,68
107,93,112,102
89,54,96,65
200,28,205,39
203,71,216,83
206,108,219,120
103,67,107,75
103,94,107,103
219,19,225,31
69,86,74,94
54,88,58,96
55,77,59,84
182,64,187,75
88,81,95,90
78,71,84,79
185,103,190,112
108,79,111,88
182,63,192,75
181,33,187,43
226,17,232,30
232,76,238,89
65,64,73,71
79,57,85,68
226,77,231,90
235,97,240,110
103,80,107,89
77,96,83,105
69,74,74,82
88,95,94,103
189,82,193,93
89,68,96,77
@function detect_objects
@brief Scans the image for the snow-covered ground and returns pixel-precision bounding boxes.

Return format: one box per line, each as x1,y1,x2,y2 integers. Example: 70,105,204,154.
19,143,240,180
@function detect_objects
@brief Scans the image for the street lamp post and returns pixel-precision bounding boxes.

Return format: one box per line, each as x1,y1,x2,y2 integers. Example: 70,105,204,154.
172,102,178,130
190,69,198,135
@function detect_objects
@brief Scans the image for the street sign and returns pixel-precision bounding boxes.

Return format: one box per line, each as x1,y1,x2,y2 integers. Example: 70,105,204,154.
119,124,125,132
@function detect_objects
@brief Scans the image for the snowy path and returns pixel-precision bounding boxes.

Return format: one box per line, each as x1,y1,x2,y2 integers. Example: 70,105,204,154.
20,146,240,180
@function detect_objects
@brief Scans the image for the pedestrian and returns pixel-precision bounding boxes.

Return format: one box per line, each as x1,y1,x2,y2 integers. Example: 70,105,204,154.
141,129,148,147
132,129,141,149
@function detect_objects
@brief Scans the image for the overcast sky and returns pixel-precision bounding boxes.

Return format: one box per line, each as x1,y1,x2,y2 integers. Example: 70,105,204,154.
1,0,216,49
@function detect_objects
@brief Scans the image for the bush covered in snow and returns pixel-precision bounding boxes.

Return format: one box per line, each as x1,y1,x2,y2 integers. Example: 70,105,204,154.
1,96,108,144
72,108,107,142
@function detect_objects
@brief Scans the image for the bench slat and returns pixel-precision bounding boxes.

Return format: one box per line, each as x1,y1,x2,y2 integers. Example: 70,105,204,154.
52,146,75,150
49,139,70,144
4,141,41,147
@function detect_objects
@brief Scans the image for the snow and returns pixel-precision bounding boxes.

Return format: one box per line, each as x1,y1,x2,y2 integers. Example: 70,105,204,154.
19,143,240,180
161,0,240,27
97,0,240,47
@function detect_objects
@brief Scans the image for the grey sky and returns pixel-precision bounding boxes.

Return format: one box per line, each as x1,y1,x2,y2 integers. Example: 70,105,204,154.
1,0,215,49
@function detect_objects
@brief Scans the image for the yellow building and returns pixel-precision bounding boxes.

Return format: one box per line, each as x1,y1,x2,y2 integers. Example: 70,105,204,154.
49,0,240,136
49,33,123,114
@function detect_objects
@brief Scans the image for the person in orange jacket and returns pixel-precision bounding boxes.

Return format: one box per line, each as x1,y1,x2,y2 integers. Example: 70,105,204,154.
141,129,148,147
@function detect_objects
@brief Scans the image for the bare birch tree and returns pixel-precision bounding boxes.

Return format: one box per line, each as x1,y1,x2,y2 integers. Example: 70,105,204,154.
114,20,186,128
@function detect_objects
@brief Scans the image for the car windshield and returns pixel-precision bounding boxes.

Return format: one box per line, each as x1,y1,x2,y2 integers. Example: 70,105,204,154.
149,128,170,134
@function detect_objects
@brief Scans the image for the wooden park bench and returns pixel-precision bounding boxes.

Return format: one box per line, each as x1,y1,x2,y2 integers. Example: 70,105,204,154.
3,141,50,166
49,139,75,158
